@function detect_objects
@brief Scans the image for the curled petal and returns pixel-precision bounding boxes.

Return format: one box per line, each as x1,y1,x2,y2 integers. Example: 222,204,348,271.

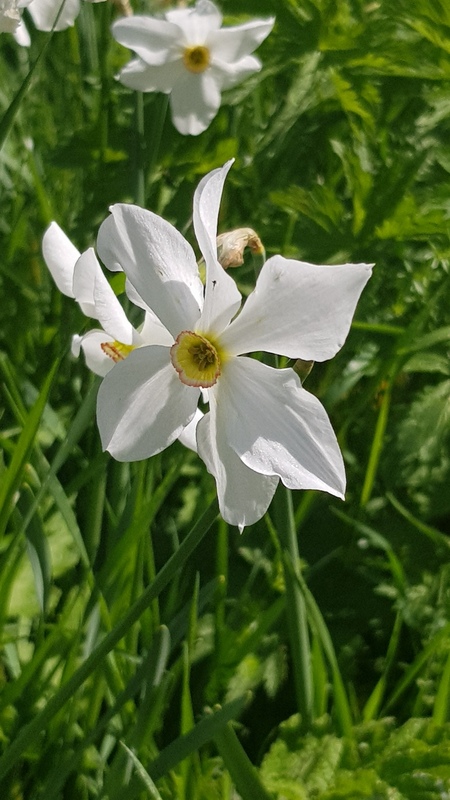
97,204,203,338
217,357,346,498
193,160,242,332
197,399,278,531
221,255,373,361
42,222,79,298
97,346,199,461
72,330,116,377
178,407,203,453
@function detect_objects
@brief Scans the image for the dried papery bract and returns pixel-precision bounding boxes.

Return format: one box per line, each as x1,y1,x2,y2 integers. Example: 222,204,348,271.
216,228,264,269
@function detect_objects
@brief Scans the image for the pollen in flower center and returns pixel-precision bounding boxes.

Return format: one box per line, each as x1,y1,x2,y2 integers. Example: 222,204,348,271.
182,45,210,74
101,341,135,363
170,330,222,388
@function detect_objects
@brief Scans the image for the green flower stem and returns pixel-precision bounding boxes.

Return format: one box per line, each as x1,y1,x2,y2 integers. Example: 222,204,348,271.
135,92,146,208
214,722,273,800
147,94,169,190
360,369,394,507
0,498,219,783
273,485,313,730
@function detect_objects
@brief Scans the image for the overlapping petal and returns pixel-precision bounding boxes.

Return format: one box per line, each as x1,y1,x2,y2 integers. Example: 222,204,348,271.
97,346,199,461
97,204,203,337
221,255,373,361
215,357,346,498
197,397,278,530
193,161,241,332
73,248,135,343
166,0,222,43
71,330,115,377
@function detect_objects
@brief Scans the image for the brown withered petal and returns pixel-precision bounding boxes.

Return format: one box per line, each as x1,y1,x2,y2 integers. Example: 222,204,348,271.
216,228,264,269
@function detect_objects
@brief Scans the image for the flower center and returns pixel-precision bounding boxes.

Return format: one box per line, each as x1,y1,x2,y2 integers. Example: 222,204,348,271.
170,331,223,388
101,340,135,363
182,45,210,74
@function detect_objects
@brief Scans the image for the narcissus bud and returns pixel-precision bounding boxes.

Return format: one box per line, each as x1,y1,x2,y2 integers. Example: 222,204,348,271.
216,228,264,269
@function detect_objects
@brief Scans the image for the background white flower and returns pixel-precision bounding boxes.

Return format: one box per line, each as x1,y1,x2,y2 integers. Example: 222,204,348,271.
0,0,21,33
12,0,105,44
112,0,275,135
94,161,373,529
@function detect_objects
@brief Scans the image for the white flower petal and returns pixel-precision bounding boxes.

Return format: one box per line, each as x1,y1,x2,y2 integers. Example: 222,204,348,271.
72,330,115,377
169,70,221,135
28,0,80,31
211,55,262,90
221,255,373,361
112,16,180,66
178,407,203,453
216,357,346,498
97,346,199,461
197,398,278,530
97,204,203,338
140,309,174,347
193,161,242,332
210,18,275,62
42,221,79,298
73,248,134,343
166,0,221,44
117,57,184,94
13,18,31,46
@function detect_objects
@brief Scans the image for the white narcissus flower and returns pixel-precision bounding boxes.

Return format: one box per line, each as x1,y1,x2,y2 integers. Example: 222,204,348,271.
94,161,373,530
112,0,275,135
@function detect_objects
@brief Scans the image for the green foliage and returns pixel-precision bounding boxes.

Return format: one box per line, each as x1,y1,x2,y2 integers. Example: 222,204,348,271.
261,716,450,799
1,0,450,797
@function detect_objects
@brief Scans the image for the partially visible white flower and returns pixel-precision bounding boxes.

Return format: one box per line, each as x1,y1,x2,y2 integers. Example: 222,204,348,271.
112,0,275,135
0,0,21,33
42,222,172,377
43,222,201,452
94,161,373,529
12,0,105,43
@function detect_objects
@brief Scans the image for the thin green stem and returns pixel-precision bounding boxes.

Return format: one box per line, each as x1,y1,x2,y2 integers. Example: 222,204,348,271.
360,367,395,507
135,92,146,207
273,485,313,729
